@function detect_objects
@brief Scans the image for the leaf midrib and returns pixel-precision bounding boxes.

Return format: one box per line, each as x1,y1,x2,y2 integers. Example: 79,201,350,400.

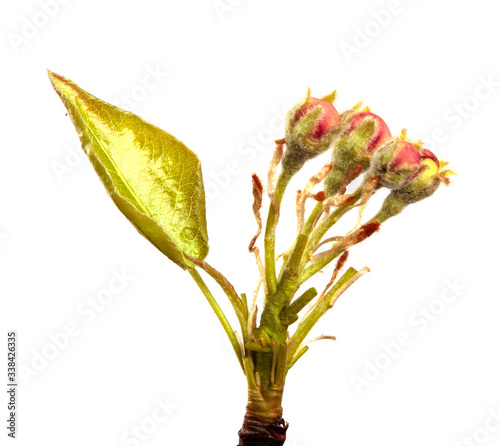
85,115,152,219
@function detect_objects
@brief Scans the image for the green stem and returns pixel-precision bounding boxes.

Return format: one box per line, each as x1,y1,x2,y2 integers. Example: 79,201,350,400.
280,287,318,324
298,248,344,285
186,255,248,340
287,344,309,370
299,188,363,271
287,267,360,365
301,201,324,237
259,186,361,352
264,172,292,295
278,184,361,294
277,201,323,283
188,268,244,371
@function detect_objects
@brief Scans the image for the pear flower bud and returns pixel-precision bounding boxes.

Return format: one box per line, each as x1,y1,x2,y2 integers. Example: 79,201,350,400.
341,111,391,158
373,149,455,223
391,149,442,203
369,137,423,190
325,111,391,196
291,98,340,140
283,93,343,176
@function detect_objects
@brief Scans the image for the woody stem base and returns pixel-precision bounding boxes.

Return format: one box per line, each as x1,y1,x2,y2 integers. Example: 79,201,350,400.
238,413,288,446
237,372,288,446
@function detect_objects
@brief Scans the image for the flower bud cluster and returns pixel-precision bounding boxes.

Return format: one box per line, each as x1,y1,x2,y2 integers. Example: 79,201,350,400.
282,90,454,221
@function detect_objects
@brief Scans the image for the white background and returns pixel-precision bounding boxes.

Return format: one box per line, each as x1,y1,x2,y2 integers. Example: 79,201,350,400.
1,1,500,445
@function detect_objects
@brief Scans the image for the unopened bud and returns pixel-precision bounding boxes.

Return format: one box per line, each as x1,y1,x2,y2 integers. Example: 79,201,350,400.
369,137,422,190
283,92,343,176
373,149,455,222
396,151,441,203
325,111,391,196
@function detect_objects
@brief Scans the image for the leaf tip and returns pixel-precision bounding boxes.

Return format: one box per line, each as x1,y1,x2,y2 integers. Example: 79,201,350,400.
47,69,62,87
47,70,75,100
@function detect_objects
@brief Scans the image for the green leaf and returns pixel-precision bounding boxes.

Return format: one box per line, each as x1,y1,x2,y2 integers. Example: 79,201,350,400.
48,70,209,268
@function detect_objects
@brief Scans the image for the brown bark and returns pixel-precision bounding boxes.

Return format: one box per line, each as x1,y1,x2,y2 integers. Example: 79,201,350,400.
238,413,288,446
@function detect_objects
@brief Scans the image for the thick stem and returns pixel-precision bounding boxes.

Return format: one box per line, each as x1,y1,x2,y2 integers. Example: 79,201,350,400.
239,341,288,444
238,377,288,446
238,413,288,446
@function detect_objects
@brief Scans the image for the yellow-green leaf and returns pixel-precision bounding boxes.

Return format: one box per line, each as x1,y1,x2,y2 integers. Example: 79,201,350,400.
48,70,209,268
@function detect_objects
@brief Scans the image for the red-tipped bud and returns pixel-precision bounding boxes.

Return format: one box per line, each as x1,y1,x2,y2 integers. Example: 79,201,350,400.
369,137,422,190
391,141,422,170
394,148,452,203
291,97,340,141
373,148,455,222
344,112,391,156
325,111,391,196
283,92,344,176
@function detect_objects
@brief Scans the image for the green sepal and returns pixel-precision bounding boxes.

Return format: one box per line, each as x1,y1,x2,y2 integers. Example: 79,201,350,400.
321,90,337,103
